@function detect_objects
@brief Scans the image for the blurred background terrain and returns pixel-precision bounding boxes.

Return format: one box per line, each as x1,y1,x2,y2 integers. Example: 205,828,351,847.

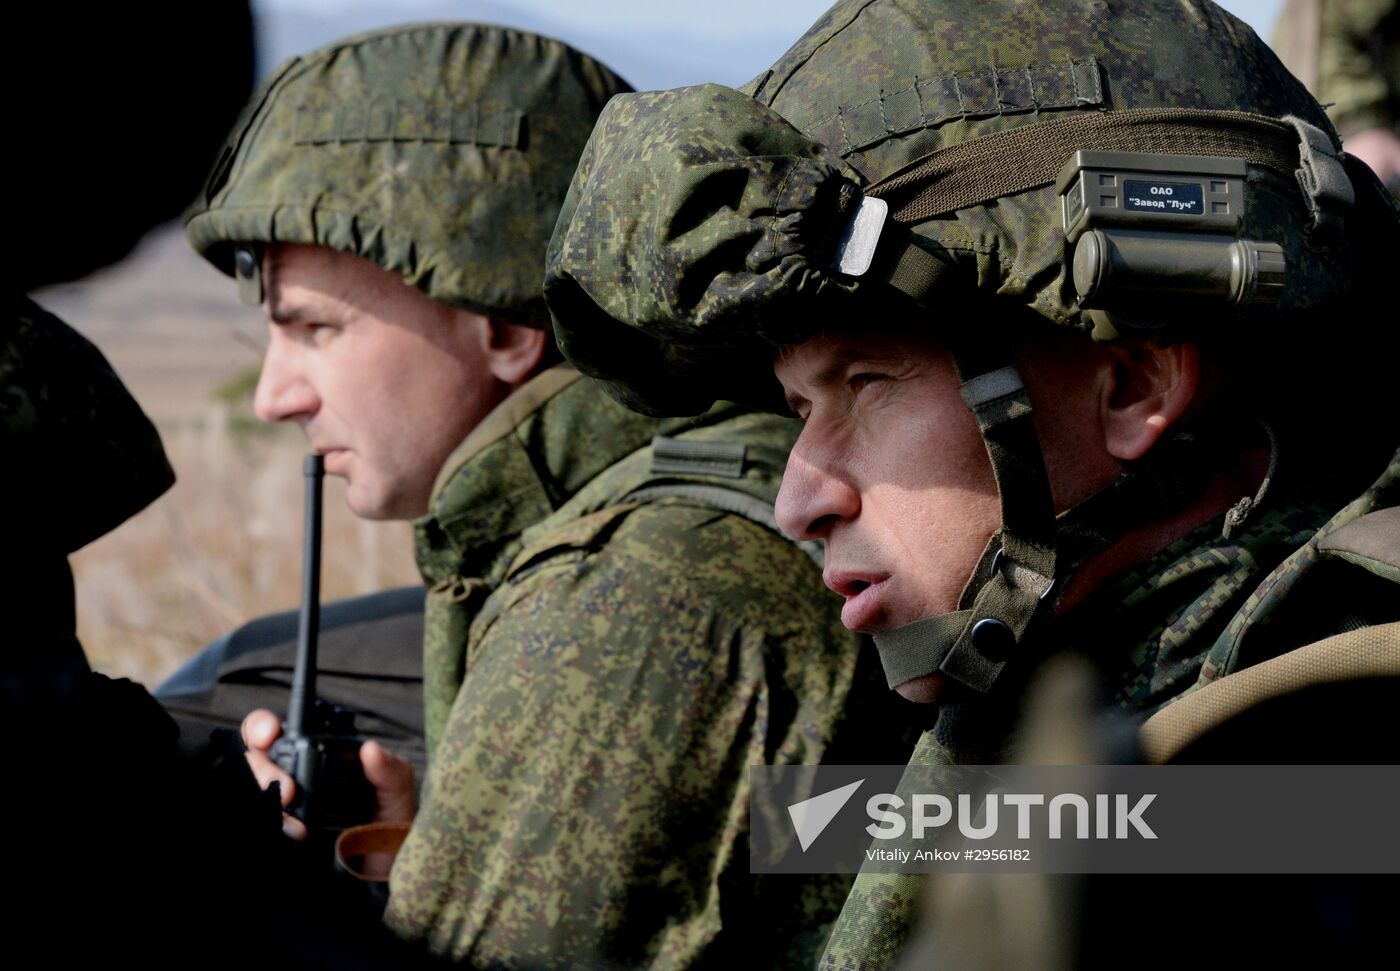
32,0,1286,686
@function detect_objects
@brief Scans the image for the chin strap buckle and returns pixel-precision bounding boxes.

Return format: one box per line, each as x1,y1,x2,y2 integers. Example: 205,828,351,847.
988,546,1058,602
869,545,1062,694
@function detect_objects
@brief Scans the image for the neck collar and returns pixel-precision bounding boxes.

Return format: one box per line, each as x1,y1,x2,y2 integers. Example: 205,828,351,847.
413,367,735,585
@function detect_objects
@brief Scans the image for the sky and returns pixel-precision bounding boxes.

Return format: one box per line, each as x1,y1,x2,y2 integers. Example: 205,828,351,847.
252,0,1290,91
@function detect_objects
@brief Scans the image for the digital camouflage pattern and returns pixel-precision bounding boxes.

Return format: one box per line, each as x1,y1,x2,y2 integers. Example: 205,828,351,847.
540,2,1400,966
546,0,1399,416
819,446,1400,971
186,23,631,326
1196,446,1400,679
183,21,915,965
387,368,916,966
545,84,865,416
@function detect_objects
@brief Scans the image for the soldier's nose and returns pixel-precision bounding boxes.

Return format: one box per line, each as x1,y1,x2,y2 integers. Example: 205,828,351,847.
252,341,318,425
775,439,860,541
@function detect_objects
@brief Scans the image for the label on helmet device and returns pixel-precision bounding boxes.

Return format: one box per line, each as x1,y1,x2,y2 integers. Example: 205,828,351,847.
1056,152,1246,242
1123,180,1204,215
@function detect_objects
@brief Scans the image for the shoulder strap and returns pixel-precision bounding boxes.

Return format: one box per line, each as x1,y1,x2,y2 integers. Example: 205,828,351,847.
621,481,823,567
480,434,822,629
1140,622,1400,763
628,434,823,566
1317,507,1400,584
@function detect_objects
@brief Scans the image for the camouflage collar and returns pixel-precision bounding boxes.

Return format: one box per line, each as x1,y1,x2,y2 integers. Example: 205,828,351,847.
1074,489,1341,715
928,456,1384,763
1067,439,1399,714
412,367,735,587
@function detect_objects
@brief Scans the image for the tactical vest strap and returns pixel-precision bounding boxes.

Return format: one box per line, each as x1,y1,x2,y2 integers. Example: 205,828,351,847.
649,435,747,479
1317,506,1400,582
1140,622,1400,763
623,482,824,567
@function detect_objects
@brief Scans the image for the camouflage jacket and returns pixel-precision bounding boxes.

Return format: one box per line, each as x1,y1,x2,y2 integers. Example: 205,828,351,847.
819,444,1400,970
386,368,915,968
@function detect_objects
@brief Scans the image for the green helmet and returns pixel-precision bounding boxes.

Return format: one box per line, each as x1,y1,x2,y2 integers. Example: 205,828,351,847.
187,22,632,326
546,0,1400,696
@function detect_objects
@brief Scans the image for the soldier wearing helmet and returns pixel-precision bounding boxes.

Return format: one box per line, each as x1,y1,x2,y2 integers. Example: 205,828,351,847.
186,22,912,967
545,0,1400,964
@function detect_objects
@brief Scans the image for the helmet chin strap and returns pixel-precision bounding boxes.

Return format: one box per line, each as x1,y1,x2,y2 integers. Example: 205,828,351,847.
872,334,1056,692
871,328,1223,694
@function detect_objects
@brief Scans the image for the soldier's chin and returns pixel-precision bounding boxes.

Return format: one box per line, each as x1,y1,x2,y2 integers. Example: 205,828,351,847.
894,673,945,704
344,477,398,521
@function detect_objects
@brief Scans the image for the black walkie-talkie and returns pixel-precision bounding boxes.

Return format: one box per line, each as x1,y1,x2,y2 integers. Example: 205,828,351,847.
270,454,375,850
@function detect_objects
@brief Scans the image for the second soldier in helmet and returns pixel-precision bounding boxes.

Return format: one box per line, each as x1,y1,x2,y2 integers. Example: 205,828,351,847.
546,0,1399,964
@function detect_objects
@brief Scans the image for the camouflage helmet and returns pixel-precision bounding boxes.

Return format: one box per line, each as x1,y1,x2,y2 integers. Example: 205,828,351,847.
546,0,1400,698
187,23,632,326
548,0,1399,410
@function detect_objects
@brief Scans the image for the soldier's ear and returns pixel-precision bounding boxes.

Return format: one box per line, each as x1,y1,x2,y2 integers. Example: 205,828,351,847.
1098,341,1200,462
482,319,548,387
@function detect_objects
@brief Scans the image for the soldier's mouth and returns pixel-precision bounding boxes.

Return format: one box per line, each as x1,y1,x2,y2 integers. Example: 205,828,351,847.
824,571,892,632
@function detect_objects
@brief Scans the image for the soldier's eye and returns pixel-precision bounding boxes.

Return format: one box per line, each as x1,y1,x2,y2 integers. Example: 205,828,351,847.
847,372,885,394
783,393,810,421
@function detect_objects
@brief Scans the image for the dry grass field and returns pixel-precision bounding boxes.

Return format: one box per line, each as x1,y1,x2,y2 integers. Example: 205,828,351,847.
35,224,421,687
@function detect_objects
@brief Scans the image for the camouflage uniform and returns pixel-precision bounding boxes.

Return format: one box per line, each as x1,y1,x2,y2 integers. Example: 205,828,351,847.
541,1,1400,966
812,451,1399,969
387,366,911,966
185,23,914,966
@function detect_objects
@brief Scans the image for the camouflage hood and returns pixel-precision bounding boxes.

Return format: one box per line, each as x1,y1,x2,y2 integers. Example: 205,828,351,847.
546,0,1400,414
187,22,632,326
4,298,174,555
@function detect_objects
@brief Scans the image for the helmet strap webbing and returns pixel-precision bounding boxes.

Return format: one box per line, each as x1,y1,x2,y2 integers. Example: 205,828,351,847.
872,339,1225,693
865,107,1306,224
865,205,1240,694
872,336,1059,691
